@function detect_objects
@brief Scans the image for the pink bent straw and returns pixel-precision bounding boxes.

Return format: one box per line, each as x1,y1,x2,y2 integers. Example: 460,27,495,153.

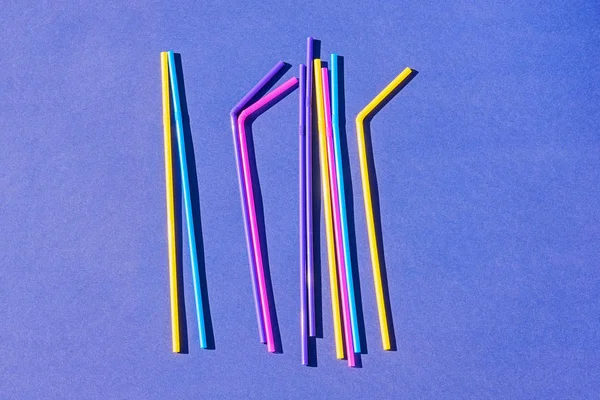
322,68,356,367
238,77,299,352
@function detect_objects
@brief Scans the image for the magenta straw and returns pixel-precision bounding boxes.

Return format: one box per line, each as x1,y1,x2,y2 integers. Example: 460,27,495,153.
322,68,356,367
299,64,309,365
231,62,286,344
238,77,299,352
306,37,316,337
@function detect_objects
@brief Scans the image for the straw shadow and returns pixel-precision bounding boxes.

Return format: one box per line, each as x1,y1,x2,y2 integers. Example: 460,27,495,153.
174,53,215,350
310,39,324,339
355,353,363,368
242,81,298,353
313,39,321,60
335,55,369,354
171,126,189,354
248,63,292,106
307,336,318,367
359,68,418,352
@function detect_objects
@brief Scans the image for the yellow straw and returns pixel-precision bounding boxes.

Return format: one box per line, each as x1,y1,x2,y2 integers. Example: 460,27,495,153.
314,59,344,359
356,67,413,351
161,52,180,353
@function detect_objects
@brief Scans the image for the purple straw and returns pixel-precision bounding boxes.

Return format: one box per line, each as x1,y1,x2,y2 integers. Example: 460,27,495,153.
299,64,308,365
230,61,286,344
306,37,316,337
238,77,300,352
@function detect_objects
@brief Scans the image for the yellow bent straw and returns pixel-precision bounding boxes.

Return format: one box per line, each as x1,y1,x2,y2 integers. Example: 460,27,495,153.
161,52,180,353
314,59,344,359
356,67,413,351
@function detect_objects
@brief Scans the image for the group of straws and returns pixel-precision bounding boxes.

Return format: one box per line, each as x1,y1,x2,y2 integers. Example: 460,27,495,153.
161,38,414,367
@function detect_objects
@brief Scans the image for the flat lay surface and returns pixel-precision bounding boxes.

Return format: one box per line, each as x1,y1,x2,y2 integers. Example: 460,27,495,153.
1,1,599,398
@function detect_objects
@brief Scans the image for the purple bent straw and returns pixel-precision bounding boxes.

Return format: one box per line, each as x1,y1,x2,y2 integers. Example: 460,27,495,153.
299,64,308,365
238,77,300,352
230,61,286,344
306,37,316,337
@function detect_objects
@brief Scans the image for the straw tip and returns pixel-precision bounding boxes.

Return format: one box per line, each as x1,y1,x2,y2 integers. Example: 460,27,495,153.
230,108,241,118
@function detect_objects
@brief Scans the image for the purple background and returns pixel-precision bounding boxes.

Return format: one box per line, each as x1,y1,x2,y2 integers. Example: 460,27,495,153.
1,1,599,398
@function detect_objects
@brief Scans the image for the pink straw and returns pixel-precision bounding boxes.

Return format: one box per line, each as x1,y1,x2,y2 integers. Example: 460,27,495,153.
322,68,356,367
238,77,299,352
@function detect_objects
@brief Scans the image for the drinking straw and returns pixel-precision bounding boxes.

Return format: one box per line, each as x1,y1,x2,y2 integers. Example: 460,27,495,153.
305,37,316,337
298,64,309,365
160,52,180,353
231,61,286,344
167,51,207,349
322,67,356,367
331,54,361,353
356,67,413,350
313,59,344,360
238,77,299,353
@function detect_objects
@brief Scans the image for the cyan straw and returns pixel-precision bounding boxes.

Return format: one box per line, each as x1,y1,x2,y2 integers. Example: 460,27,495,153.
331,54,361,353
167,51,207,348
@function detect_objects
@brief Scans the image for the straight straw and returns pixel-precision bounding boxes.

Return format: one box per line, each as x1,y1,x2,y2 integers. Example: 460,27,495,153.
161,52,180,353
305,37,316,337
331,54,361,353
238,77,299,353
322,67,356,367
299,64,309,365
313,59,344,359
166,51,207,349
356,67,413,350
231,62,286,344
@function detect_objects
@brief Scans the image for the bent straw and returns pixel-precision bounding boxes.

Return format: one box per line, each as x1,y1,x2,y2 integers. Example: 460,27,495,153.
167,51,207,349
322,67,356,367
231,62,286,343
299,64,309,365
161,52,180,353
331,54,361,353
313,59,344,359
238,77,299,353
305,37,316,337
356,67,413,350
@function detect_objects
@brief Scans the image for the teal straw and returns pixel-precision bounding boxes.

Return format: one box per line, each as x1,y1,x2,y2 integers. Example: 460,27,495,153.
167,51,207,348
331,54,361,353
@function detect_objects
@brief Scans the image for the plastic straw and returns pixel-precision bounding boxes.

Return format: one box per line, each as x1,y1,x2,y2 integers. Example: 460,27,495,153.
161,52,180,353
322,67,356,367
331,54,361,353
356,67,413,350
231,62,286,344
167,51,207,349
299,64,308,365
305,37,316,337
313,59,344,360
238,77,299,352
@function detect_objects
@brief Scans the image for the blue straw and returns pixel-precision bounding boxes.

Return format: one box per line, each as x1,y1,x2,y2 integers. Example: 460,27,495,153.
331,54,361,353
167,51,207,349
